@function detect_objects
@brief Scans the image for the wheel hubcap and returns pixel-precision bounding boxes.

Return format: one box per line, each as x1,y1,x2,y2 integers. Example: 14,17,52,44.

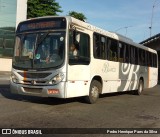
139,82,142,93
91,86,99,98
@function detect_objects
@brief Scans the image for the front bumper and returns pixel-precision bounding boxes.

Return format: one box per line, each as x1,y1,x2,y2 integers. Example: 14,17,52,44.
10,81,66,98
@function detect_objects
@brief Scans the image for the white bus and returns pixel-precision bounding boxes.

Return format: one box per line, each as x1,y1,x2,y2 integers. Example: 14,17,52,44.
10,16,158,103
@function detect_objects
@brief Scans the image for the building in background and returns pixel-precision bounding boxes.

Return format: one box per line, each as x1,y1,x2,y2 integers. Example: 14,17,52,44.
140,33,160,83
0,0,27,83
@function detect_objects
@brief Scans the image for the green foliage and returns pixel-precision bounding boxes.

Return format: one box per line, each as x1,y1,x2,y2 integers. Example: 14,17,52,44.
27,0,62,19
68,11,87,21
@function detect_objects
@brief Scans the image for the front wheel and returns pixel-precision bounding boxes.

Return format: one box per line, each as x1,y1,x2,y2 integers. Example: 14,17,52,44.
85,80,101,104
134,79,144,95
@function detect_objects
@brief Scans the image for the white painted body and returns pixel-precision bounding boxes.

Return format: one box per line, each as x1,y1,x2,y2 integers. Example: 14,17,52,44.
65,17,158,98
10,16,158,98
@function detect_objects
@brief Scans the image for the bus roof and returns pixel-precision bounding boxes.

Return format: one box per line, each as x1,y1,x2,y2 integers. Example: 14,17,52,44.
19,16,157,54
68,16,157,54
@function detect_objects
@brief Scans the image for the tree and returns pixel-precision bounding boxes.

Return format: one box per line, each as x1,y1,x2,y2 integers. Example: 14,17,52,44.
68,11,87,21
27,0,62,19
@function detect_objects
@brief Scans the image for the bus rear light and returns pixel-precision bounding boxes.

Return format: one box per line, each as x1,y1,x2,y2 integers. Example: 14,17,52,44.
48,89,59,94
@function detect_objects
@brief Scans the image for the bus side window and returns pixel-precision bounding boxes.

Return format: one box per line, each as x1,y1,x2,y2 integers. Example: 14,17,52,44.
139,49,145,66
118,42,125,63
146,51,149,66
150,52,153,67
155,53,158,67
101,36,107,59
78,32,90,59
153,53,157,67
135,48,139,65
130,46,135,64
146,51,148,66
124,44,130,63
147,51,152,67
93,34,100,58
93,33,107,59
107,38,118,62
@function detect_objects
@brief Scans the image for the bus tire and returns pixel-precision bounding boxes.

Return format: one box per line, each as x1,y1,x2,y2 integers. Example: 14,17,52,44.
85,80,101,104
134,79,144,95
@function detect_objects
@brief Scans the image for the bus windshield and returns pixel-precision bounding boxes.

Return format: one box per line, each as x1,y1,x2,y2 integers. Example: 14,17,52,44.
13,31,65,70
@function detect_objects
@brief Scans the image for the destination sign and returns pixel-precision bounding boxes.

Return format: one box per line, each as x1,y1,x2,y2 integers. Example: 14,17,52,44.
17,17,66,33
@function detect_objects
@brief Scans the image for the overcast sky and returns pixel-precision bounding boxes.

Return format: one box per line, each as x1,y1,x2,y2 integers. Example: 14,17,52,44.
58,0,160,43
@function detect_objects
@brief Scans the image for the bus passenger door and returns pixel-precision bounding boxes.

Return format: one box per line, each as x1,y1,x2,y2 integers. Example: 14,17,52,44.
66,29,91,98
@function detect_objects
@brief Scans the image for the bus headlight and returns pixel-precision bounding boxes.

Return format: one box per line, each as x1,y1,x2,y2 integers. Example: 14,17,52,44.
49,73,64,85
11,74,19,83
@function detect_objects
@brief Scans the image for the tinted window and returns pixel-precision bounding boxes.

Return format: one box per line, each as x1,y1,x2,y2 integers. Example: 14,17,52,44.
130,46,135,64
107,38,118,62
139,49,145,66
135,48,139,65
93,33,107,59
69,31,90,65
118,42,125,63
124,44,130,63
153,53,157,67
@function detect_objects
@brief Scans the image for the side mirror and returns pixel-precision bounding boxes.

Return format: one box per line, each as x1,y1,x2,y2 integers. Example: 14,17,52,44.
76,33,80,43
69,25,80,44
73,30,80,44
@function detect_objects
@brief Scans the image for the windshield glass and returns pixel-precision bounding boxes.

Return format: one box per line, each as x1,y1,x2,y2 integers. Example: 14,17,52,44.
13,31,65,70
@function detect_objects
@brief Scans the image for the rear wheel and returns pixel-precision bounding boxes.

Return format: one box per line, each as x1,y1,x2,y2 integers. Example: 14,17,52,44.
85,80,101,104
134,79,144,95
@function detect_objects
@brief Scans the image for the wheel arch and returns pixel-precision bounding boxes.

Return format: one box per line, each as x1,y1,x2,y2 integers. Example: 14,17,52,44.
91,75,103,94
139,76,144,87
137,75,144,88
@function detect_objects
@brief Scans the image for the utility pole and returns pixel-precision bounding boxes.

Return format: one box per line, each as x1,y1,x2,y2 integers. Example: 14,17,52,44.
149,0,160,37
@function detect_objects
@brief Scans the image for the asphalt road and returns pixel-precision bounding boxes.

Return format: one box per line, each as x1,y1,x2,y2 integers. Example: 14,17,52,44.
0,83,160,137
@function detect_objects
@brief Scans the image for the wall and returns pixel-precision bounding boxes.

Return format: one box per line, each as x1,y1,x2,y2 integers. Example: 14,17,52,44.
16,0,27,28
0,0,27,75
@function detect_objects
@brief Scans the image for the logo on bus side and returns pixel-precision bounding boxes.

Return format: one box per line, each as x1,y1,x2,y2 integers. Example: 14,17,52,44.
102,63,116,73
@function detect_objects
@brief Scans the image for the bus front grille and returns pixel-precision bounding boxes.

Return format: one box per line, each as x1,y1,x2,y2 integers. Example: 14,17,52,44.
23,80,47,85
18,72,52,78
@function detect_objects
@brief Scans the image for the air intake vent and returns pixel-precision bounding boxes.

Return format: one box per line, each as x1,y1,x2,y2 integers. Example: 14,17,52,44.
18,72,52,79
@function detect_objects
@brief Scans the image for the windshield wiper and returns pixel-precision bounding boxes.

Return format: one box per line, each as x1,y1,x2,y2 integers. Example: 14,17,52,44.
35,31,50,54
37,31,50,45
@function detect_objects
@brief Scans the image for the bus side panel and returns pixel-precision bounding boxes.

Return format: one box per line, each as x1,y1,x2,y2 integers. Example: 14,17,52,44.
102,81,122,93
138,66,148,89
100,61,141,93
148,67,158,88
102,61,120,93
91,60,142,94
117,63,140,91
66,65,90,98
90,60,121,93
138,66,158,89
